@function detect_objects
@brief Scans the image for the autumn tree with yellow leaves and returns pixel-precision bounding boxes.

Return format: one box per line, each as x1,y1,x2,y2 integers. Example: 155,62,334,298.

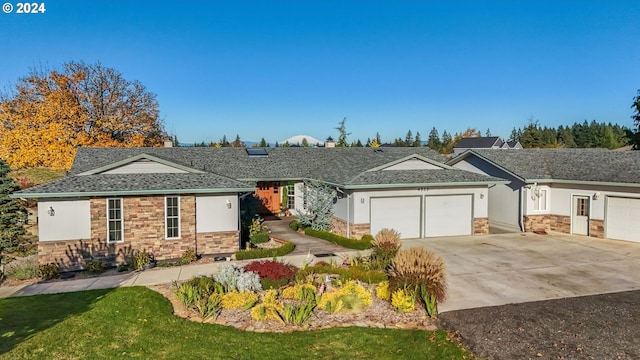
0,62,166,170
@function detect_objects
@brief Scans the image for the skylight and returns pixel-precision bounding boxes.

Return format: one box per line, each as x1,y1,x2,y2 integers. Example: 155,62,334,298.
246,148,269,157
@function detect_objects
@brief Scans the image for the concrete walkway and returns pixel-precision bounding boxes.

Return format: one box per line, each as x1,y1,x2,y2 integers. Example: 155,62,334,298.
0,219,363,299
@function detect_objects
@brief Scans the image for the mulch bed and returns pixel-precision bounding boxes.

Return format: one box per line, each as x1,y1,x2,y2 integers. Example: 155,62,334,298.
439,290,640,360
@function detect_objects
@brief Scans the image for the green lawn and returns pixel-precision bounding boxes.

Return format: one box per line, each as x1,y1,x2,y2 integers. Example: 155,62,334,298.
0,287,473,359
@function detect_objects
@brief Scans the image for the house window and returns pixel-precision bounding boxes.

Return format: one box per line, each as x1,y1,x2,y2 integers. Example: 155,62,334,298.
534,188,548,211
576,198,589,216
287,183,295,209
165,196,180,239
107,198,124,243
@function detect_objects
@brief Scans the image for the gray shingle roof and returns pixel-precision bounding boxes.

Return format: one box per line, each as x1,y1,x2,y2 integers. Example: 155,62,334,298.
17,147,501,197
453,149,640,185
17,173,255,197
342,169,503,188
454,137,503,149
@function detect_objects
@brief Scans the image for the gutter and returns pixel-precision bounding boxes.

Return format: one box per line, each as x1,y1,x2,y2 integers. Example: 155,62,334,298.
10,187,257,199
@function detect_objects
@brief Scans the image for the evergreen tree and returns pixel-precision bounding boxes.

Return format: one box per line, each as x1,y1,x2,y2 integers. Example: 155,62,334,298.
274,141,279,148
413,131,422,147
220,135,229,147
440,130,452,153
427,127,441,151
301,138,309,148
365,138,371,147
231,134,244,148
259,138,268,147
355,139,363,147
485,128,492,137
335,117,351,147
405,130,413,146
375,132,382,145
0,158,28,263
631,90,640,149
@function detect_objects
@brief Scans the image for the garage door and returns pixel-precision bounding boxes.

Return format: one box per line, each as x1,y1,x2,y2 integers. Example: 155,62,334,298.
606,197,640,243
370,197,421,239
424,195,473,237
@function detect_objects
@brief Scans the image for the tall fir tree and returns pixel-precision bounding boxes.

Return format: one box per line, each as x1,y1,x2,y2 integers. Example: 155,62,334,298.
0,158,28,262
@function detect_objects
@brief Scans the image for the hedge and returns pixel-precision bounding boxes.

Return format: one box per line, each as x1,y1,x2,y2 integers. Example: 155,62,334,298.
296,263,387,284
235,241,296,260
303,228,372,250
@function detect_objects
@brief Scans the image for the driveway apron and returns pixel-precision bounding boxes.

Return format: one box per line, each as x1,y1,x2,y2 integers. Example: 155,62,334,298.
402,232,640,313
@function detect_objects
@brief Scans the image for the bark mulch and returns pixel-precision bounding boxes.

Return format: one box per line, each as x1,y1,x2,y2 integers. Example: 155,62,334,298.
439,290,640,360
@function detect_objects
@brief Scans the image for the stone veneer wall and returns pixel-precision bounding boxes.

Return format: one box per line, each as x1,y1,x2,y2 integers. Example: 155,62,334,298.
330,217,371,239
589,219,604,238
39,195,238,270
549,215,570,233
197,231,239,254
523,215,550,233
473,218,489,235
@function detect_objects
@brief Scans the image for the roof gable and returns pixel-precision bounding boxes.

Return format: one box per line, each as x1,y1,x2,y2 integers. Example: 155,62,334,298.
78,154,205,175
368,155,450,171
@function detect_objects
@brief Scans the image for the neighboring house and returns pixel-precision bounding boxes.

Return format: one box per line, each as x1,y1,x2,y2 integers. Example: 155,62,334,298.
453,136,522,155
14,147,502,269
447,149,640,243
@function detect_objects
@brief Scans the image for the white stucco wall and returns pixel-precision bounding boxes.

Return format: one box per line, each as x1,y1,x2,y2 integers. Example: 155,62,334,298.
196,195,238,232
527,184,640,221
349,186,488,224
38,200,91,241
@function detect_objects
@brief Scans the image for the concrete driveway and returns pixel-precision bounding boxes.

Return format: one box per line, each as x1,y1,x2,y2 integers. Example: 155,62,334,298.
402,232,640,313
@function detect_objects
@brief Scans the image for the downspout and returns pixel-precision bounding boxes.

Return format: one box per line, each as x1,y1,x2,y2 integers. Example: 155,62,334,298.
518,187,524,232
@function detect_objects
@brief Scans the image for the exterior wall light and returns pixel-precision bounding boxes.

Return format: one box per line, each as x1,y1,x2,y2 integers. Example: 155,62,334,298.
48,206,55,216
480,192,485,199
593,192,600,200
226,200,232,209
360,198,365,204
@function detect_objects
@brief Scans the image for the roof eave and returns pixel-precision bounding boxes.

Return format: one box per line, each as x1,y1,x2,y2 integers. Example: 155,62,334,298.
447,150,527,182
525,179,640,188
10,187,256,199
343,180,507,190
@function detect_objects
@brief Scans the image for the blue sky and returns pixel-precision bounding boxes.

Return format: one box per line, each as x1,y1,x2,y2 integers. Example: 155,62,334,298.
2,0,639,144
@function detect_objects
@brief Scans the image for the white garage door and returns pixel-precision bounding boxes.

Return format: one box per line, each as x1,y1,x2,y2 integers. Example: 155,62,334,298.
606,197,640,243
370,197,421,239
424,195,473,237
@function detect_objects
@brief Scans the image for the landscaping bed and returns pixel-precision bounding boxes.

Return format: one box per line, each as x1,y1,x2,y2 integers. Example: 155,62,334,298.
152,282,436,332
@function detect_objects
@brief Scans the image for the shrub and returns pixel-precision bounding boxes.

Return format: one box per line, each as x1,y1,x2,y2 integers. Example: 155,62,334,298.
131,250,153,270
317,280,372,314
289,220,299,231
375,281,391,300
181,248,198,264
249,232,269,244
360,234,374,243
244,260,297,281
282,283,317,301
174,276,225,319
38,263,59,280
303,228,372,250
249,218,269,237
389,247,447,318
4,256,39,280
369,228,401,271
234,241,295,260
260,277,290,290
391,289,415,313
221,291,259,310
85,259,108,274
281,301,316,325
214,263,262,292
250,289,284,322
296,263,387,284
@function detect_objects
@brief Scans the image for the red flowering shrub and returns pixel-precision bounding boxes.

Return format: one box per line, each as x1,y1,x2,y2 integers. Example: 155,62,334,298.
244,260,298,280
